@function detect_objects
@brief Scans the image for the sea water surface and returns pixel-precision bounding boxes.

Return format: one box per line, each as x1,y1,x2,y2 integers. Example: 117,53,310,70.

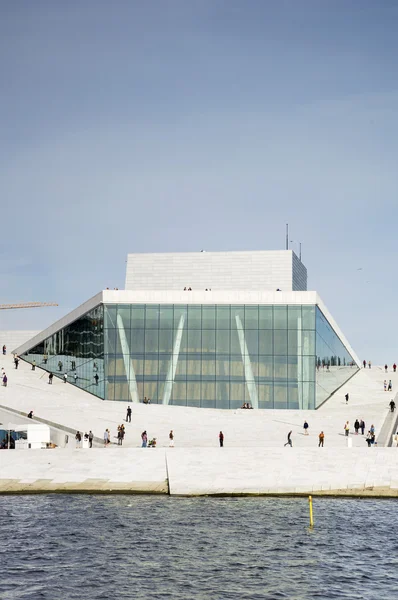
0,495,397,600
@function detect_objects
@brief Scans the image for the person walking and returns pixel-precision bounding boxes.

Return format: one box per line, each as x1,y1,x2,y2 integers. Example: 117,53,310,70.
354,419,360,435
75,431,82,448
103,429,109,447
94,373,99,385
63,373,67,384
2,345,6,355
74,372,78,383
303,421,309,436
368,361,371,369
363,360,366,369
318,431,325,447
88,430,93,448
366,431,373,447
360,419,365,435
48,372,53,385
14,357,19,369
32,360,36,371
388,380,393,392
390,399,396,413
384,380,387,392
169,430,174,447
394,363,397,373
284,431,292,447
141,431,148,448
2,374,7,387
126,405,132,423
385,364,388,373
345,393,349,405
344,421,350,436
219,431,224,447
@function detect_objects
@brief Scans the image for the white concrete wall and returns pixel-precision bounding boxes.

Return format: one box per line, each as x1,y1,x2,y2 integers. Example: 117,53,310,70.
125,250,307,292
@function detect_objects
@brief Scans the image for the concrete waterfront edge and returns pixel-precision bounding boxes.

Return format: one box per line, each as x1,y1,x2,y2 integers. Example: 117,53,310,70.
2,447,398,496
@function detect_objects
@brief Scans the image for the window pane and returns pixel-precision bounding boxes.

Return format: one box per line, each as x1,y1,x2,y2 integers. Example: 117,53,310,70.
145,306,160,329
274,330,287,355
245,306,258,329
259,306,273,329
274,306,287,329
217,305,231,329
188,305,202,329
302,305,315,329
202,306,215,329
131,306,145,329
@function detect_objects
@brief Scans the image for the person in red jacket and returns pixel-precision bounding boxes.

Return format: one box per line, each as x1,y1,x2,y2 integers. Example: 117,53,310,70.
219,431,224,447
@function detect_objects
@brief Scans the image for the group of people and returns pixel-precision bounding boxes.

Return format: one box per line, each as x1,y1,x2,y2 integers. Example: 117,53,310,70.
75,430,94,448
344,419,367,436
241,402,253,409
117,424,126,445
384,380,393,392
362,360,372,369
384,364,397,373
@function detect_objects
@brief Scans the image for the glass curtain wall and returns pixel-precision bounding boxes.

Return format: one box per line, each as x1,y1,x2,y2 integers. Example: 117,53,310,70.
20,303,358,409
22,305,104,399
104,303,317,409
315,307,359,407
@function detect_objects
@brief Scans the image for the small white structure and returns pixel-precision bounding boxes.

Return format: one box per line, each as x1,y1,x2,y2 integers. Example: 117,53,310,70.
8,423,51,450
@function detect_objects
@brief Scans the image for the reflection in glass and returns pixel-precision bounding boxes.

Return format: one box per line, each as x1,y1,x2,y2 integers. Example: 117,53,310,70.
21,302,358,410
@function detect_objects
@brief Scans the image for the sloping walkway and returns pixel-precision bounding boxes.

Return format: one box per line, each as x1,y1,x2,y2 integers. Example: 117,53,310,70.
0,353,394,449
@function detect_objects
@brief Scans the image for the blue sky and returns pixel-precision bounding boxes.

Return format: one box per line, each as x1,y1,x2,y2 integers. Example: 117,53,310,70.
1,0,397,362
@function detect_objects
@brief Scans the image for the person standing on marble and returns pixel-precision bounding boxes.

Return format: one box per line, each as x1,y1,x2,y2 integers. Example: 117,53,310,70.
284,431,292,447
385,364,388,373
219,431,224,447
388,380,392,392
126,405,132,423
345,393,349,405
354,419,360,434
360,419,365,435
48,372,53,384
88,430,94,448
384,380,387,392
303,421,309,435
103,429,108,447
32,360,36,371
63,373,68,384
169,430,174,447
344,421,350,436
141,430,148,448
318,431,325,447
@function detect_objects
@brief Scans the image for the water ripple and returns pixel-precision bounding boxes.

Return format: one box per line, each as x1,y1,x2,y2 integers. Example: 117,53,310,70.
0,496,397,599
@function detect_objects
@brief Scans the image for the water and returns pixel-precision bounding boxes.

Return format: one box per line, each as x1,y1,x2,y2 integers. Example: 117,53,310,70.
1,495,398,600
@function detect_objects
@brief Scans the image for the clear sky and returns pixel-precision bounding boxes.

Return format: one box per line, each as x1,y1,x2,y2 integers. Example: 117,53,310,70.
1,0,397,363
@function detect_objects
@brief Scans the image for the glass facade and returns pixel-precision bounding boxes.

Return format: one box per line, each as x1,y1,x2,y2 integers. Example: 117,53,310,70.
23,305,104,399
22,303,359,409
315,307,358,406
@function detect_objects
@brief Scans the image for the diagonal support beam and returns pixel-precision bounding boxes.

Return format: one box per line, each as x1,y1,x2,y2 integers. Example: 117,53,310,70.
235,314,259,409
117,314,140,403
162,314,185,405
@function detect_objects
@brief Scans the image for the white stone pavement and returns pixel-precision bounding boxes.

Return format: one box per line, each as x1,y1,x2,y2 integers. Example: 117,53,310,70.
0,354,395,449
1,354,398,495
